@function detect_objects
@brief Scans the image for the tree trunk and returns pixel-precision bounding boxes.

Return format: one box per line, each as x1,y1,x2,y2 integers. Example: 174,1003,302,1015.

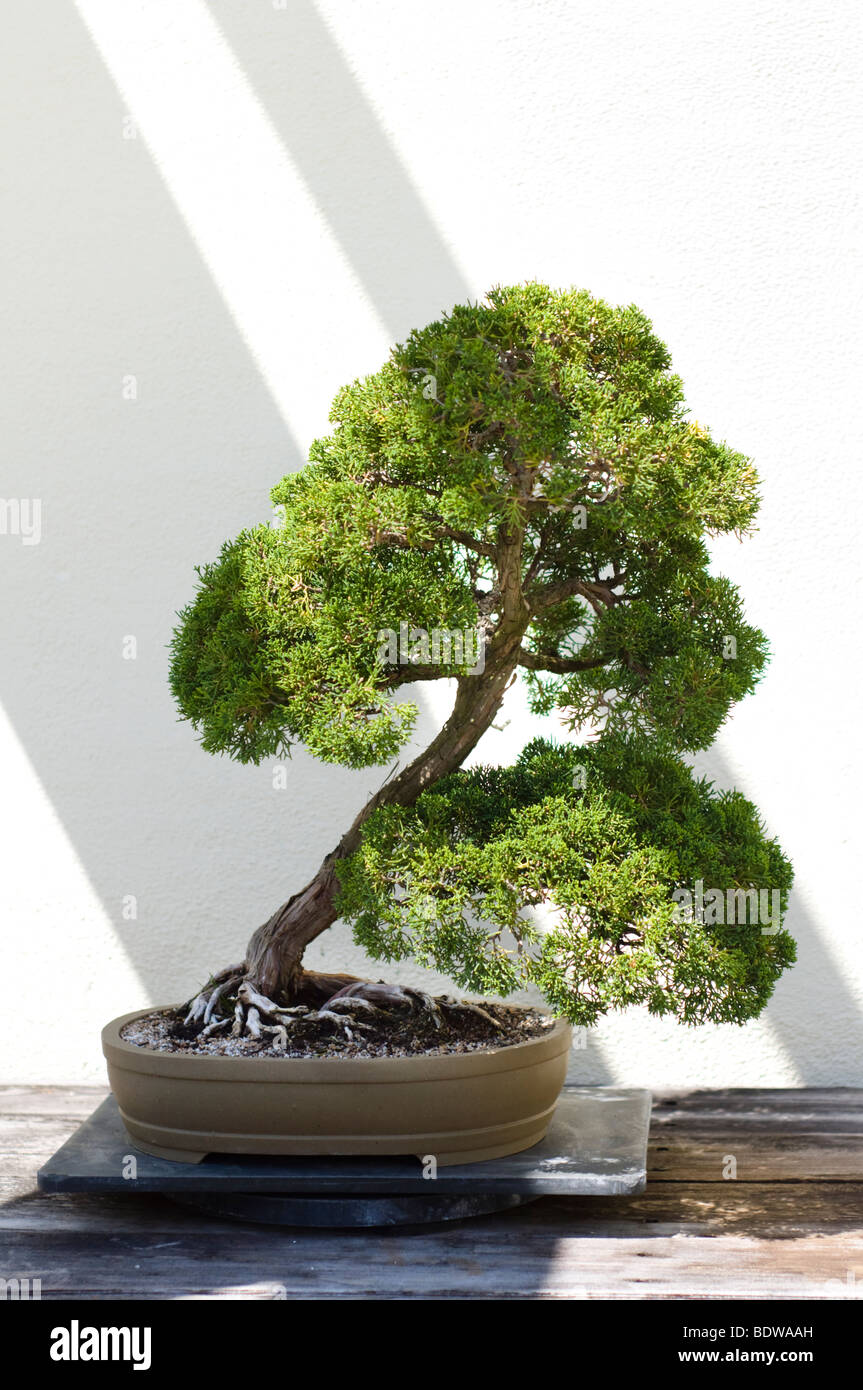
242,611,528,1003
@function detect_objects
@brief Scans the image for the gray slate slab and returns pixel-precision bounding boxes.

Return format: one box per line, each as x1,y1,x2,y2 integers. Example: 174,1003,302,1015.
37,1086,651,1197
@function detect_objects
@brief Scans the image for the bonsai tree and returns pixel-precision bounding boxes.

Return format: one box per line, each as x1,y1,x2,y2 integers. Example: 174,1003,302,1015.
170,283,794,1043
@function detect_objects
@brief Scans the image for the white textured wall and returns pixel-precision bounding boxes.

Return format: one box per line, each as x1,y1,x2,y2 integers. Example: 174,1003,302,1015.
2,0,861,1084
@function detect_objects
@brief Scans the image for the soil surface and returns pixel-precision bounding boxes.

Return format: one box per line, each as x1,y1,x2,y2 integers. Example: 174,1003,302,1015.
120,998,555,1059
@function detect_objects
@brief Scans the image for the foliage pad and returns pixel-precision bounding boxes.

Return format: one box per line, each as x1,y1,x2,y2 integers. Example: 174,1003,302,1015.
337,738,795,1026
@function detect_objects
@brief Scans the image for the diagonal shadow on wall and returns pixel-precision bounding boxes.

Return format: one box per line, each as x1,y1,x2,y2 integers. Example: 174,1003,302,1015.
695,747,863,1085
209,0,472,338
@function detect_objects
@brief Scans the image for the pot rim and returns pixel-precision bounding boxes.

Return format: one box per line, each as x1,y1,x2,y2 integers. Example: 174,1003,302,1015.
103,1008,572,1084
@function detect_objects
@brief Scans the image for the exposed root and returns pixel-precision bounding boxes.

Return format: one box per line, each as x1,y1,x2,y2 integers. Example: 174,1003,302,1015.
182,967,506,1048
326,981,443,1028
412,991,443,1028
183,993,208,1028
237,981,283,1019
198,1017,229,1039
184,964,244,1028
261,1023,289,1051
313,1008,374,1042
440,996,503,1031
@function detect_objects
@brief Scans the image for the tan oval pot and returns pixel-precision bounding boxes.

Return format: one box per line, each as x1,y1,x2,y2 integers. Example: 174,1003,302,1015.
103,1009,571,1166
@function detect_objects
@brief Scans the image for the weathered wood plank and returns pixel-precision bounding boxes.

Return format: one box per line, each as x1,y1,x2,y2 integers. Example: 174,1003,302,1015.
0,1086,107,1117
2,1223,861,1299
652,1106,863,1131
646,1091,863,1182
651,1139,863,1178
653,1088,863,1110
0,1115,106,1149
2,1184,862,1239
649,1133,863,1182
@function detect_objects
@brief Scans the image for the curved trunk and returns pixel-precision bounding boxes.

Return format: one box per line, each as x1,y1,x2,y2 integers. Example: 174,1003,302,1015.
243,614,527,1002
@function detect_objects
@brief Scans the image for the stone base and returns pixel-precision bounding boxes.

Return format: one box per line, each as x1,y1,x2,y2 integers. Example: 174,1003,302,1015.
38,1086,652,1228
170,1190,536,1227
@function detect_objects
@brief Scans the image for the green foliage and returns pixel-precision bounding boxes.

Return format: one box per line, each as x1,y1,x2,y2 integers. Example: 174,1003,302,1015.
526,571,769,750
169,522,473,765
336,738,795,1026
171,283,766,764
169,283,794,1025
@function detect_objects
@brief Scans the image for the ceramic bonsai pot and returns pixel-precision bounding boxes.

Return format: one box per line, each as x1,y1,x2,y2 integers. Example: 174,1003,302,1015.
103,1010,572,1166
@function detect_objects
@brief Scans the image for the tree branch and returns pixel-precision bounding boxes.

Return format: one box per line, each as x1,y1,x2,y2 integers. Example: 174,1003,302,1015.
379,664,454,688
370,521,496,560
518,648,610,675
527,575,622,615
432,523,496,558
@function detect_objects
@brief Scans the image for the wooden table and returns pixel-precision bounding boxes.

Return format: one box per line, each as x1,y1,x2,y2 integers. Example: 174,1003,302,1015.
2,1086,861,1299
